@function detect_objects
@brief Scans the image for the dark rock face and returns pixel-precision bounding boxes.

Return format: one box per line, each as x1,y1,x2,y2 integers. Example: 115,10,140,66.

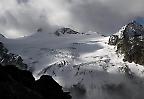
35,75,71,99
55,28,80,36
109,21,144,65
0,64,71,99
1,65,35,88
0,64,43,99
108,35,119,45
0,42,27,70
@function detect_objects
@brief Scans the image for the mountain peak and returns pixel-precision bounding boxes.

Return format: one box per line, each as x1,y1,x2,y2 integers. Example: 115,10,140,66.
109,21,144,65
54,27,80,36
124,20,144,37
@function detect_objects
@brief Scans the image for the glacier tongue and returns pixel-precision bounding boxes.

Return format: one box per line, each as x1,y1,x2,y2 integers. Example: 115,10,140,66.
2,30,144,99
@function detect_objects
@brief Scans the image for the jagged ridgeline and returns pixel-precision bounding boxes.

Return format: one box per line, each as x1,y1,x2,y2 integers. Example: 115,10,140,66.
0,41,27,69
109,21,144,65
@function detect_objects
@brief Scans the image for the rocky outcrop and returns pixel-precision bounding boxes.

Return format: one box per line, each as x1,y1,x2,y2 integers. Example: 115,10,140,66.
0,64,71,99
0,42,27,69
109,21,144,65
108,35,119,45
55,28,80,36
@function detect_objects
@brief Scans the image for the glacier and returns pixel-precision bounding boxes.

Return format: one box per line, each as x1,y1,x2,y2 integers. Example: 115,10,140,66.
1,27,144,99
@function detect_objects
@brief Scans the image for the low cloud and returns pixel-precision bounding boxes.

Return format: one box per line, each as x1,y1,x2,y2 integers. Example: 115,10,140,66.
0,0,144,38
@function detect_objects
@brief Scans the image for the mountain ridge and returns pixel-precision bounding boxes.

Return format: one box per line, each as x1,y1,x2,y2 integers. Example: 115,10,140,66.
109,21,144,65
1,22,144,99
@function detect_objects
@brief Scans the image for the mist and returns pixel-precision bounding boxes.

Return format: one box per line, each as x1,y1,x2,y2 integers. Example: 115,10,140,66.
1,0,144,38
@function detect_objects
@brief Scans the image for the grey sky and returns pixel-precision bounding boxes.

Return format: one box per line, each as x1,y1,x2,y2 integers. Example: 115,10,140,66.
0,0,144,38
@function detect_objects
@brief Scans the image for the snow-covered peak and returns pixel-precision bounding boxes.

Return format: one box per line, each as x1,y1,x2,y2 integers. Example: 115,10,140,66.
114,25,127,38
114,20,144,38
124,21,144,37
2,24,144,99
109,21,144,65
109,21,144,46
55,27,81,36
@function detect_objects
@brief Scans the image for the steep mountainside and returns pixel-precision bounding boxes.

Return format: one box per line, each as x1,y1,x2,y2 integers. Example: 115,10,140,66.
109,21,144,65
2,27,144,99
0,38,27,70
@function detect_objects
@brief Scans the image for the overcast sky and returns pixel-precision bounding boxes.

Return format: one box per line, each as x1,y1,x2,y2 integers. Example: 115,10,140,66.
0,0,144,38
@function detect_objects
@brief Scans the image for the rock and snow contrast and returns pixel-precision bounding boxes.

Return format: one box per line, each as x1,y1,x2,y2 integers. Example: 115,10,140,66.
1,23,144,99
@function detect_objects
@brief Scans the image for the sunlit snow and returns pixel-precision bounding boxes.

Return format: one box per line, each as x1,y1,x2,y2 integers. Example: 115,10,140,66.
2,30,144,99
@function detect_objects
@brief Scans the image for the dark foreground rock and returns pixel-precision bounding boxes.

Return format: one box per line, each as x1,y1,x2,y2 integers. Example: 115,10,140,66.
0,64,71,99
35,75,71,99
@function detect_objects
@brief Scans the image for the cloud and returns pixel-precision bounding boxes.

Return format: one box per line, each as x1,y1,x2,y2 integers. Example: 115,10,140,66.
0,0,58,38
17,0,29,4
68,0,144,34
0,0,144,38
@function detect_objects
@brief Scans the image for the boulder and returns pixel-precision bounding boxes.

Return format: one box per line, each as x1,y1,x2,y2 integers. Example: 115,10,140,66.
0,64,44,99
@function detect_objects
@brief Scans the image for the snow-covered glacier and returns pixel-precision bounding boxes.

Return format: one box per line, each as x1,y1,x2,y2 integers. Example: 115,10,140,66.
1,27,144,99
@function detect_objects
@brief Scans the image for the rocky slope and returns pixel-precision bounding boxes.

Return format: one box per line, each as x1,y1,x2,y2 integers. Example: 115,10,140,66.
0,40,27,70
109,21,144,65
